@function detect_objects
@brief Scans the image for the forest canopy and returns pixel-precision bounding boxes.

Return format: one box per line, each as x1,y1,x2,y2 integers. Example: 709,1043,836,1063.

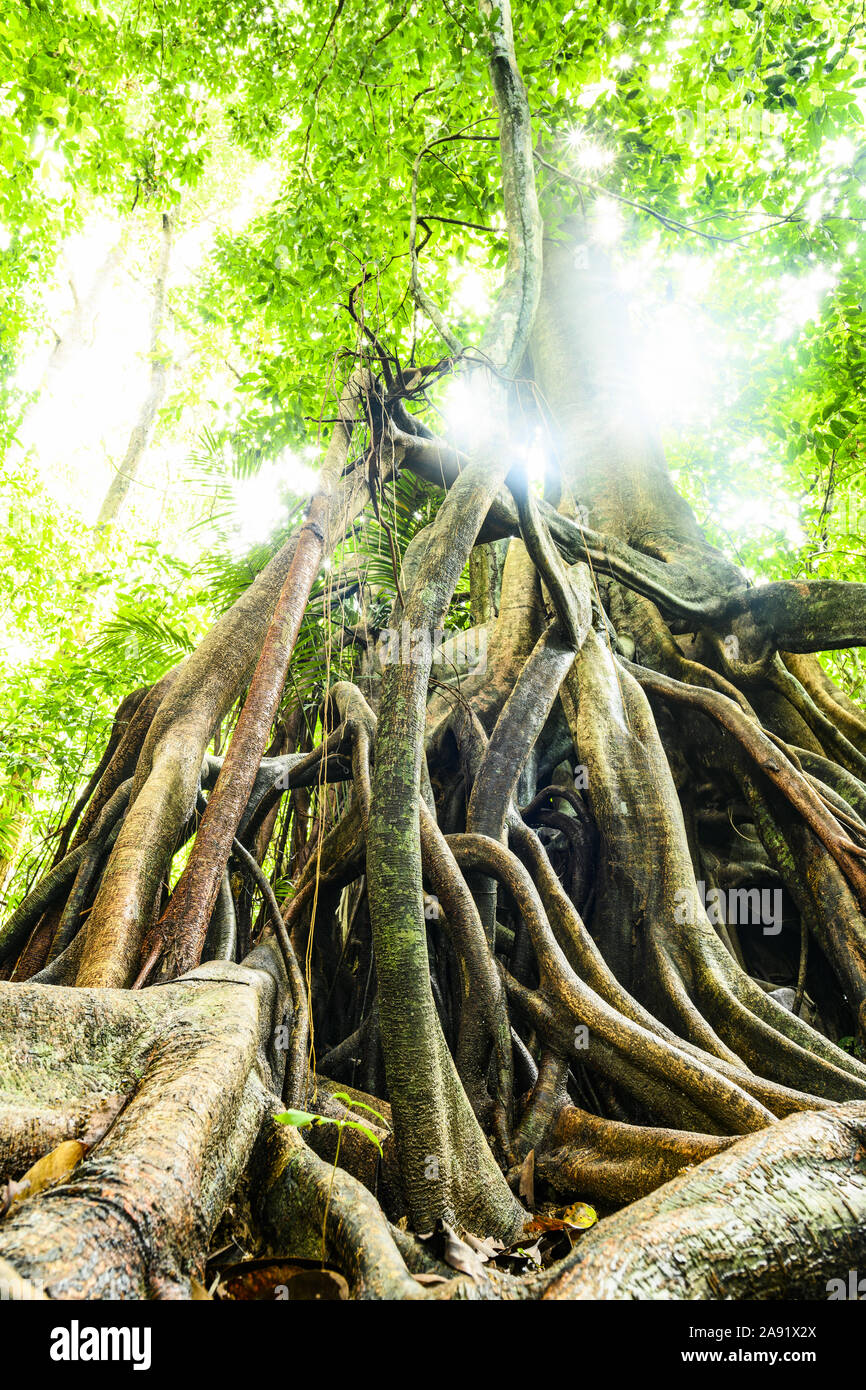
2,0,865,893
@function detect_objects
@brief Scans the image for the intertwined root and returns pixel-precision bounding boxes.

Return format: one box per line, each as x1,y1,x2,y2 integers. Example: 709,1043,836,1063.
5,353,866,1292
3,952,865,1300
0,944,289,1298
5,509,866,1271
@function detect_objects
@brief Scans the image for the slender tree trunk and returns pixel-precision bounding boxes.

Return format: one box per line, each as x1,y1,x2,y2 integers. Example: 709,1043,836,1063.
95,213,173,530
47,242,125,381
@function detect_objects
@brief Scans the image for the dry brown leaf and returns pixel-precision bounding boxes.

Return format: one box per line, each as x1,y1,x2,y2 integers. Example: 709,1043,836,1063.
463,1231,504,1261
440,1221,487,1283
524,1201,597,1235
518,1148,536,1210
524,1215,569,1235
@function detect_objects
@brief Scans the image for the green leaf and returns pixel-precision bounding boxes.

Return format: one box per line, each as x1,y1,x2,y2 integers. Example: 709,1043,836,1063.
274,1109,318,1129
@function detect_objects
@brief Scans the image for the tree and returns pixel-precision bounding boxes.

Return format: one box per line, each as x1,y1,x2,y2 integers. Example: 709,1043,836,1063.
2,0,866,1300
95,212,173,529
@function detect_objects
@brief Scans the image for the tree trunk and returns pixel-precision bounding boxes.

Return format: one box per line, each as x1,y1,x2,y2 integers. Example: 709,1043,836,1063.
95,213,173,530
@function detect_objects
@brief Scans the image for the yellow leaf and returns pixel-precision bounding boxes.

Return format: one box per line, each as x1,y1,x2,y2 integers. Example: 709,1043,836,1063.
563,1201,597,1230
9,1140,86,1209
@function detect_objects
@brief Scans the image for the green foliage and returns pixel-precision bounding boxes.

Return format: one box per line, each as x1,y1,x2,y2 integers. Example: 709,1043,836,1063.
276,1093,391,1257
275,1092,390,1157
0,465,210,906
3,0,866,907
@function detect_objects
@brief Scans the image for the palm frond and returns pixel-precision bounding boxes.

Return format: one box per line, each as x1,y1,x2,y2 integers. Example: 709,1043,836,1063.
94,608,197,673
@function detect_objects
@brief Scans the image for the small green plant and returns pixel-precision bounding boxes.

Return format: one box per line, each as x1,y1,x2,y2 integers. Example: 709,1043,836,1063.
275,1093,390,1264
276,1093,388,1154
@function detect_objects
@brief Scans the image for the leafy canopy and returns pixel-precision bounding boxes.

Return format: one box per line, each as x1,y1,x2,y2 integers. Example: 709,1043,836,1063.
2,0,866,903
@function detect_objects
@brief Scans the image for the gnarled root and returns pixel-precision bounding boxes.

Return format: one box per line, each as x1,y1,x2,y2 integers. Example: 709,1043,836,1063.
0,942,288,1298
533,1100,866,1300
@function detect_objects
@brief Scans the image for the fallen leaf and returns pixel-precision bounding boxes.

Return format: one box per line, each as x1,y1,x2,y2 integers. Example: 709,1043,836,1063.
524,1216,569,1235
463,1231,504,1261
5,1140,86,1211
440,1221,487,1283
518,1148,536,1210
563,1201,597,1230
524,1201,598,1235
501,1240,544,1268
